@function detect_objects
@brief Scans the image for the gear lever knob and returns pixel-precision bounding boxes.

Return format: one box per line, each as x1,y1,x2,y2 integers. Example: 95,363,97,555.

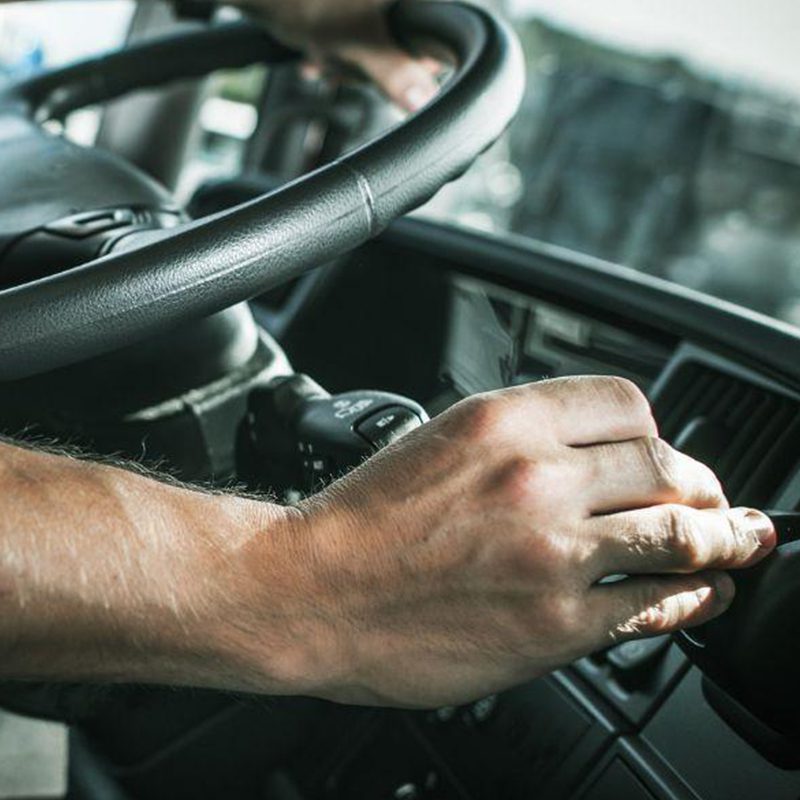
676,512,800,765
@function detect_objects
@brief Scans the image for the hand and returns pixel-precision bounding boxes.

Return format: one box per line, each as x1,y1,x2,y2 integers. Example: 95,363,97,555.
254,377,775,708
0,377,774,705
238,0,440,111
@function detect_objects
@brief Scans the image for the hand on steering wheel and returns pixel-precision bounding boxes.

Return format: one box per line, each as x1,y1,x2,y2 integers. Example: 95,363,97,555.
238,0,441,110
0,1,525,381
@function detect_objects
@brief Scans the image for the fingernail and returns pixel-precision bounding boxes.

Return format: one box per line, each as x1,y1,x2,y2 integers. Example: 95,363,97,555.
712,572,736,605
404,84,436,112
740,508,776,548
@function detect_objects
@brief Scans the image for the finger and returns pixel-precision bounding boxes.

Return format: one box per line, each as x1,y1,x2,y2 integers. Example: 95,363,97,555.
300,61,324,82
419,55,445,75
508,376,658,446
577,437,727,514
588,505,775,579
590,570,735,646
345,44,439,111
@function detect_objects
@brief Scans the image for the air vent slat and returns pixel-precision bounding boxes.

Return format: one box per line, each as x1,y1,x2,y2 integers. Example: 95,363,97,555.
715,395,781,481
694,373,732,417
726,386,762,429
658,368,716,440
725,402,795,500
709,380,745,423
654,362,800,505
735,412,800,505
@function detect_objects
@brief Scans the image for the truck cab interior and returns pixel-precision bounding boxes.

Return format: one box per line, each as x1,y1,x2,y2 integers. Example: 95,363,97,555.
2,1,800,798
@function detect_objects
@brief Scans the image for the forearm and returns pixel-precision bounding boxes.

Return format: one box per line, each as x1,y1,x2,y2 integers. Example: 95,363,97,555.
0,440,320,694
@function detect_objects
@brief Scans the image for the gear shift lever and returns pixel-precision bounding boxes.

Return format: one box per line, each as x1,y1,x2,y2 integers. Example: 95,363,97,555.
676,512,800,765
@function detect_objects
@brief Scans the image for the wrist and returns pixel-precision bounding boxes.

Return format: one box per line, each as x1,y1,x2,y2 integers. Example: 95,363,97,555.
194,495,348,698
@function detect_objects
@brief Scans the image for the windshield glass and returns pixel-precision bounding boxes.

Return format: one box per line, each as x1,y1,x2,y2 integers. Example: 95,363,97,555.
420,0,800,327
0,1,134,142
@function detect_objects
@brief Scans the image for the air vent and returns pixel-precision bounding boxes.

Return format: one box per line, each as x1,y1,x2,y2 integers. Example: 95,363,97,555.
653,362,800,506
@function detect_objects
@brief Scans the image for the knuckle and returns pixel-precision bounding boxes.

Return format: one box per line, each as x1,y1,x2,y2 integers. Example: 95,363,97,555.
613,578,713,642
519,529,574,578
640,596,682,635
452,393,505,443
527,377,580,416
641,437,681,497
603,376,654,424
697,462,727,506
379,66,412,93
617,580,712,641
663,506,707,569
614,608,667,642
529,376,573,397
626,587,678,636
609,376,647,406
726,511,759,559
495,456,554,505
638,597,674,633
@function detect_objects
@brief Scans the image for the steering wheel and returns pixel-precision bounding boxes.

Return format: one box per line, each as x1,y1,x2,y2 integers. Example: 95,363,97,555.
0,1,524,382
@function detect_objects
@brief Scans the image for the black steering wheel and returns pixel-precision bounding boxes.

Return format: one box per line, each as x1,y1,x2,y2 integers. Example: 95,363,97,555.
0,1,524,382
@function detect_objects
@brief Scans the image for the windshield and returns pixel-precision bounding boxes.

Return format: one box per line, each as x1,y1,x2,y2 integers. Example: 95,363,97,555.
420,0,800,327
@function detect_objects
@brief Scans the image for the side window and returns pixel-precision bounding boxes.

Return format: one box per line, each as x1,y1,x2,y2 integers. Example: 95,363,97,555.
0,0,135,142
177,64,268,201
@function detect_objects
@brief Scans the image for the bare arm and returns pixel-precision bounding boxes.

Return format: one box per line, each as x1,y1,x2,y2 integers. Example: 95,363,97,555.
0,440,321,695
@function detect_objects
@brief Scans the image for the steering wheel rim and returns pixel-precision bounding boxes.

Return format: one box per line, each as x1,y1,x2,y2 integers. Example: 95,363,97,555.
0,0,525,382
